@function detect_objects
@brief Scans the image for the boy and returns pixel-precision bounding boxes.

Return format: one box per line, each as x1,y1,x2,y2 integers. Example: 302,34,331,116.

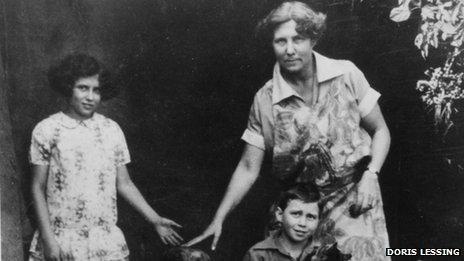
243,184,351,261
243,185,320,261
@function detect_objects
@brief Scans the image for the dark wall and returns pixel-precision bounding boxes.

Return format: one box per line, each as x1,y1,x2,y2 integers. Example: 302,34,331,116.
1,40,23,260
3,0,464,260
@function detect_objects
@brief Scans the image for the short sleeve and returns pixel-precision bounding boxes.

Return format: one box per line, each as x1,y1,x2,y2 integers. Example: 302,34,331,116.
29,123,52,165
113,124,131,166
241,93,265,150
347,61,381,118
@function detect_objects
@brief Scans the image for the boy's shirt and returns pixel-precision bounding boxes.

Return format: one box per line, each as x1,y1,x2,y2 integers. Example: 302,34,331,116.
243,232,317,261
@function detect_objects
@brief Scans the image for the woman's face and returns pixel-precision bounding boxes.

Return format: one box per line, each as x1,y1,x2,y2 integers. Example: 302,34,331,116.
272,20,315,75
68,74,101,120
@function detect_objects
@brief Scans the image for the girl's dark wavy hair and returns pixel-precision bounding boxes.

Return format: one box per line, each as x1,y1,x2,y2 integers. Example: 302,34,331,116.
256,1,327,44
47,53,117,101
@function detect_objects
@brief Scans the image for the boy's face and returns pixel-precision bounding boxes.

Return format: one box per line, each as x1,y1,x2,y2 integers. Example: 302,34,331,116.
276,199,319,243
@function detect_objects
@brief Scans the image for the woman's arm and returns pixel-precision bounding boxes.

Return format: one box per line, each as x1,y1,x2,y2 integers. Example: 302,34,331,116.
355,103,391,213
185,144,265,250
361,103,391,172
116,165,183,245
31,165,70,261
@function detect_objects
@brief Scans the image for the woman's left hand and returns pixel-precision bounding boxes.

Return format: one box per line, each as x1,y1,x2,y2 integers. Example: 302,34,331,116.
153,217,184,246
352,170,379,216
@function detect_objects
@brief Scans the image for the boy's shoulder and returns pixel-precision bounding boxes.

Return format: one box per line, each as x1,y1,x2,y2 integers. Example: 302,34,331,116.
243,235,285,261
244,234,321,261
248,236,278,251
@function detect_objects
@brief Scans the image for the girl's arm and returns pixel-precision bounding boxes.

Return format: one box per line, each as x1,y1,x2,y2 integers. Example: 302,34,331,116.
116,165,183,245
185,144,265,250
355,103,391,213
31,165,70,261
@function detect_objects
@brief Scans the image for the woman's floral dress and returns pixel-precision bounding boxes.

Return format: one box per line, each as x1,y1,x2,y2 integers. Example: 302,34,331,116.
29,112,130,261
241,52,390,261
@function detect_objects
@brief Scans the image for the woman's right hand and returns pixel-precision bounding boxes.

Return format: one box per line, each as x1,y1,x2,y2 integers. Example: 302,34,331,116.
43,239,72,261
184,220,223,250
184,144,264,251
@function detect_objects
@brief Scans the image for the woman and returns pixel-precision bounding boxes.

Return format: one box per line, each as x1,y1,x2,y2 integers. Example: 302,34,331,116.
30,54,183,261
187,2,391,260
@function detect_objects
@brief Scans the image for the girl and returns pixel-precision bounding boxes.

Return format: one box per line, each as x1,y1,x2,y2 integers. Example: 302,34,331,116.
30,54,182,261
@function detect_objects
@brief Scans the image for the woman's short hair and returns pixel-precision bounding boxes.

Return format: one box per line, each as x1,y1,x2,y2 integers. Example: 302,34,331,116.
47,53,116,100
256,1,327,43
277,183,320,211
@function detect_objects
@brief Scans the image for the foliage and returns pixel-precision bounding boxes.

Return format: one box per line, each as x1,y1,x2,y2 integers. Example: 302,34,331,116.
390,0,464,133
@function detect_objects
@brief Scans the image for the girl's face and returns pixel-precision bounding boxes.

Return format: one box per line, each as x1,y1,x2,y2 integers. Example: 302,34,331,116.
67,74,101,120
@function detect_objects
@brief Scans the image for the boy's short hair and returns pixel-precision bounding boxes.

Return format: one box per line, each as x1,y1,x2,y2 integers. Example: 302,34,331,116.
161,247,210,261
277,183,320,211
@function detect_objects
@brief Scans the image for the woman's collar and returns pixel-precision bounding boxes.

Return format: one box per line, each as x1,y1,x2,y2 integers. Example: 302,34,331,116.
271,51,344,105
313,51,344,82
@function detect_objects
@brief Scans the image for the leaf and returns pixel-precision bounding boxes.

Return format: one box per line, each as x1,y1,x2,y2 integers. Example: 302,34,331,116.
440,10,452,22
421,5,436,20
451,33,463,47
443,121,454,136
434,104,441,125
442,1,453,8
451,2,463,23
431,31,439,48
390,0,412,22
415,33,424,48
445,158,452,165
442,31,449,41
390,6,412,22
440,23,457,34
421,22,430,34
422,43,430,58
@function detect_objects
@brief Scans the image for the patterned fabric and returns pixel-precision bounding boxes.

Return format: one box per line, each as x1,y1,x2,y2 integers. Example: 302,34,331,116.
242,52,390,261
29,112,130,261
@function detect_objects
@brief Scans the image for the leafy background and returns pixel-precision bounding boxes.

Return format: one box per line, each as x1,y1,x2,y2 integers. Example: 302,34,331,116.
391,0,464,134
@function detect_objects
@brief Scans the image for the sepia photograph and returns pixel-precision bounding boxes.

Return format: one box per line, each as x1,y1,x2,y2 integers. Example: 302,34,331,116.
1,0,464,260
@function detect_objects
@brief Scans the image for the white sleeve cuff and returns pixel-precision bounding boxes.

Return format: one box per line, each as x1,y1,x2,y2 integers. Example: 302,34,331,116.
358,88,380,118
241,129,265,150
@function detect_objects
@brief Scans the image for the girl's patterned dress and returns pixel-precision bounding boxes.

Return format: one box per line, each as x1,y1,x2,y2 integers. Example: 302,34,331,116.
241,52,390,261
29,112,130,261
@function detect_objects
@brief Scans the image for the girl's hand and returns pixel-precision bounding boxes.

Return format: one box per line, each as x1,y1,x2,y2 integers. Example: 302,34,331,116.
43,238,73,261
153,217,183,246
351,170,379,216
